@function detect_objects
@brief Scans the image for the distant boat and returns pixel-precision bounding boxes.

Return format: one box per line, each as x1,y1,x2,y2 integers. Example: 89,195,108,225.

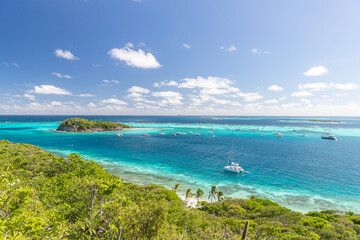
182,133,186,135
195,133,200,135
116,133,123,136
300,133,306,137
322,133,337,141
159,132,165,135
224,142,244,173
322,129,337,141
172,133,176,136
143,133,148,136
189,131,193,134
211,128,215,131
208,131,213,134
212,135,216,137
176,132,182,135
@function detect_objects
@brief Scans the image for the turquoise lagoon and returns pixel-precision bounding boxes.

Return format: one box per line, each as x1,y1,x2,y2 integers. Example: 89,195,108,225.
1,115,360,213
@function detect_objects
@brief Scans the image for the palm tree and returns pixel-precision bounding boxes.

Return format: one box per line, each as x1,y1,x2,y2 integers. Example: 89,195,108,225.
217,191,224,202
195,189,204,201
208,185,218,203
184,188,193,201
172,183,181,192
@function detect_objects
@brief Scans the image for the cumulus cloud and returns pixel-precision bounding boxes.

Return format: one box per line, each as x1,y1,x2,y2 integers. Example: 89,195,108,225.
183,43,191,49
177,76,239,95
153,80,178,87
303,65,328,76
298,82,328,91
100,98,128,105
108,43,161,69
52,72,72,79
24,94,35,101
126,86,151,102
54,49,79,60
28,85,71,95
220,45,236,52
237,92,263,102
291,90,313,97
87,102,96,108
268,85,283,92
152,91,183,105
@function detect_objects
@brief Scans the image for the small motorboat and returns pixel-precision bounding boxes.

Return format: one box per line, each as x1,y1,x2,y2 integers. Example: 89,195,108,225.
159,132,165,135
116,133,123,136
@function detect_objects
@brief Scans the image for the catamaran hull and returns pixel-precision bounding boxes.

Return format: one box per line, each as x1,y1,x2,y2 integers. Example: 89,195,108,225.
224,167,244,173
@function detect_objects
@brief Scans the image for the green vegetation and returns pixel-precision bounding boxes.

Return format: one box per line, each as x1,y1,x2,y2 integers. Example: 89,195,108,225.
57,117,132,132
1,140,360,239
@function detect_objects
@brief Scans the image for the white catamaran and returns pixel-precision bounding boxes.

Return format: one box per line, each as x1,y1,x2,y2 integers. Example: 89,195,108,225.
224,142,244,173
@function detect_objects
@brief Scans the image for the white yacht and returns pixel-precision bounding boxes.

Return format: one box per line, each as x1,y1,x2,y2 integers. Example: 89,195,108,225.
322,133,337,141
159,132,165,135
224,142,244,173
116,133,123,136
224,162,244,173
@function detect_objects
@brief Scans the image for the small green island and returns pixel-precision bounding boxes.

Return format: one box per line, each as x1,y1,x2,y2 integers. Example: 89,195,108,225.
56,117,132,132
1,140,360,239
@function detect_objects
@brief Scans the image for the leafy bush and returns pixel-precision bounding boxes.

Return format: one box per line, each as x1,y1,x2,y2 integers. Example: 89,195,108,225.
1,140,359,239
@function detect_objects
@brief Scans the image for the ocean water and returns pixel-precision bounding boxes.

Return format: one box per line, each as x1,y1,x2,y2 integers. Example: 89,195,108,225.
1,115,360,213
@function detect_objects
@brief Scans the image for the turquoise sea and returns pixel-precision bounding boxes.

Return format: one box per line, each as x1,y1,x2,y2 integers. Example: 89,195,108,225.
1,115,360,213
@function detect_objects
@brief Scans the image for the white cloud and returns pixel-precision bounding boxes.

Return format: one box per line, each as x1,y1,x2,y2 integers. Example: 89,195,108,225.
100,98,128,105
264,99,278,104
28,85,71,95
330,83,358,90
264,51,271,55
268,85,283,92
24,94,35,101
54,49,79,60
103,79,119,84
52,72,73,79
237,92,263,102
177,76,239,95
303,65,328,76
300,98,311,104
108,43,161,69
299,82,358,91
152,91,183,105
51,101,62,106
153,80,178,87
291,90,313,97
87,102,96,108
220,45,236,52
183,43,191,49
251,48,258,54
13,62,19,68
298,82,328,91
126,86,151,102
78,94,95,97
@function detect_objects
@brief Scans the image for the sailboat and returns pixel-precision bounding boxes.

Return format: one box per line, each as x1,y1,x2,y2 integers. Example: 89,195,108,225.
224,142,244,173
322,129,337,141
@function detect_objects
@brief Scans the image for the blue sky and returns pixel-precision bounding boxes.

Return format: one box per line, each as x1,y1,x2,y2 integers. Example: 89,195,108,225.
1,0,360,115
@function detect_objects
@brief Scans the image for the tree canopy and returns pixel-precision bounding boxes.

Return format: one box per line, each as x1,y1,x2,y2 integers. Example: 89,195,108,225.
1,140,359,239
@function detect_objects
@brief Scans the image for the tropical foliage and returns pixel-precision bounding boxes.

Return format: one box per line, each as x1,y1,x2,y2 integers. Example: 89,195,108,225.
1,140,360,239
57,117,131,132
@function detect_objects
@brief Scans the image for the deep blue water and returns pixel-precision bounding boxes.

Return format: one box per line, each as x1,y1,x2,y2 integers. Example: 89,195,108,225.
0,115,359,213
